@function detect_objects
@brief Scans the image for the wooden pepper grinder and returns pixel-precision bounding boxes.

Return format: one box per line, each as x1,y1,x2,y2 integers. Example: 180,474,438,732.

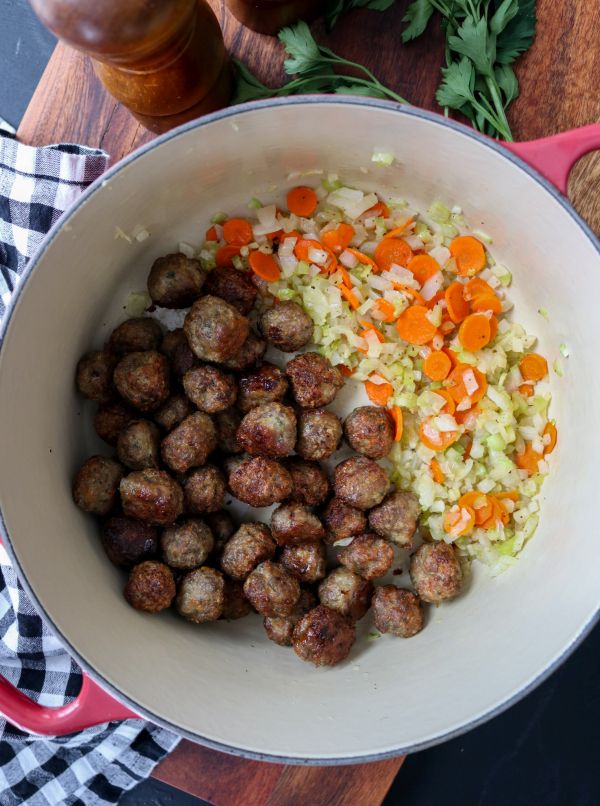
225,0,321,35
29,0,232,133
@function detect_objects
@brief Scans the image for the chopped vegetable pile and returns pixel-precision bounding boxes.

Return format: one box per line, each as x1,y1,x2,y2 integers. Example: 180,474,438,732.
197,179,556,575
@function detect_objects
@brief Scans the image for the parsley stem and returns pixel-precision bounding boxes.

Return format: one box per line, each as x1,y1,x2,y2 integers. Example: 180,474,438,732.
485,76,513,142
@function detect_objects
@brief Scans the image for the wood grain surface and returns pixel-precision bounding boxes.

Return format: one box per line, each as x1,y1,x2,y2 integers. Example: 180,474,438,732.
14,2,599,803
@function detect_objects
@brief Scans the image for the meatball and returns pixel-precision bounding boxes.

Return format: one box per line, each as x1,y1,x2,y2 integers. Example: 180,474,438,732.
113,351,170,412
271,503,325,545
183,365,237,413
338,534,394,581
292,605,356,667
72,456,123,516
203,266,257,315
318,567,373,621
184,295,249,363
333,456,389,510
116,419,160,470
322,498,367,544
153,393,193,433
221,579,252,620
94,401,135,446
264,589,316,647
372,586,424,637
285,352,344,409
161,519,214,570
148,252,206,308
161,412,217,473
259,301,313,352
236,402,297,458
237,363,288,413
214,408,242,454
280,542,327,583
220,523,276,581
296,408,342,461
243,561,300,617
221,330,267,372
410,542,463,604
285,459,329,507
75,351,115,402
107,317,162,355
171,339,198,381
101,516,158,567
160,327,187,359
205,510,236,553
343,406,394,460
228,457,293,507
120,469,183,525
368,490,420,548
183,465,226,513
176,567,225,623
124,561,175,613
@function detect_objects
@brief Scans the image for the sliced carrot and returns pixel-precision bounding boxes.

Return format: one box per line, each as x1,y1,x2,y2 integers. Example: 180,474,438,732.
446,364,488,404
496,490,518,502
286,186,318,217
337,264,352,288
407,254,440,286
464,277,494,300
373,298,396,323
471,293,502,314
445,281,470,324
419,416,460,451
384,219,415,239
443,504,475,537
321,223,355,254
449,235,486,276
390,407,404,441
248,251,280,282
520,353,548,382
392,284,426,306
374,237,413,271
434,389,456,415
346,247,377,269
365,380,393,406
543,422,557,454
216,244,241,267
423,350,452,381
396,305,437,345
518,383,534,397
427,289,446,310
442,347,460,370
358,321,385,344
458,313,491,352
515,443,542,475
480,497,508,530
338,364,355,377
455,405,480,430
266,229,284,241
363,201,390,219
430,458,445,483
223,218,253,246
489,314,499,342
339,284,360,310
459,491,493,526
205,225,218,241
463,436,473,458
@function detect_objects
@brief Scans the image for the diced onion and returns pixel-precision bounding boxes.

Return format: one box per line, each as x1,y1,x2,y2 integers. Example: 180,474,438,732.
340,250,358,269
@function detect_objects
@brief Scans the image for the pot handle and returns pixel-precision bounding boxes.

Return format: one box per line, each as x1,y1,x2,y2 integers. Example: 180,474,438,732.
504,124,600,194
0,672,139,736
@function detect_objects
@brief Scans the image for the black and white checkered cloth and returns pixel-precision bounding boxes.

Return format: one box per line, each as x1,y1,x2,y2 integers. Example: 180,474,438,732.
0,132,180,804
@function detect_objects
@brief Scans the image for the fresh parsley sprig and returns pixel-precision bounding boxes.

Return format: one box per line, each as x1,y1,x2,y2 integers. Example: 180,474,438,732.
324,0,396,30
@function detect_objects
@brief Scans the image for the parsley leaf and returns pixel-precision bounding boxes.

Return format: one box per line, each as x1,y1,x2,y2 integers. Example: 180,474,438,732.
496,0,536,63
436,57,475,107
324,0,396,30
448,16,495,76
401,0,435,42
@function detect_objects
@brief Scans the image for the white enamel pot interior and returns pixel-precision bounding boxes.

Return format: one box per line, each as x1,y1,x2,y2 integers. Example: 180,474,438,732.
0,98,598,763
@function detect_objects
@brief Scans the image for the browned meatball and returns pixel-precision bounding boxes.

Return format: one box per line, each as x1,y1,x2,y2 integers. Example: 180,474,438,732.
338,534,394,581
183,465,226,513
264,589,316,646
236,402,296,458
333,456,389,510
72,456,123,516
171,340,198,381
410,542,463,604
113,351,170,412
285,352,344,409
153,393,193,432
222,331,267,372
280,542,327,583
183,365,237,413
343,406,394,460
75,351,115,402
220,523,276,581
237,363,288,413
205,510,236,553
285,458,329,507
116,420,160,470
228,457,293,507
176,567,225,622
94,401,135,445
318,567,373,621
292,605,356,667
120,469,183,525
296,408,342,461
368,490,420,548
372,586,424,637
271,503,325,545
148,253,206,308
214,408,242,454
243,560,300,617
322,498,367,544
160,327,187,359
107,317,162,355
161,412,217,473
161,519,214,569
124,561,175,613
184,295,249,363
259,301,313,352
223,454,247,478
221,579,252,620
101,516,158,567
203,266,257,314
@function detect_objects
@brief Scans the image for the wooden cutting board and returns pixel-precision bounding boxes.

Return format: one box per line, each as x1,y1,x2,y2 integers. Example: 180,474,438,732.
15,2,599,803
